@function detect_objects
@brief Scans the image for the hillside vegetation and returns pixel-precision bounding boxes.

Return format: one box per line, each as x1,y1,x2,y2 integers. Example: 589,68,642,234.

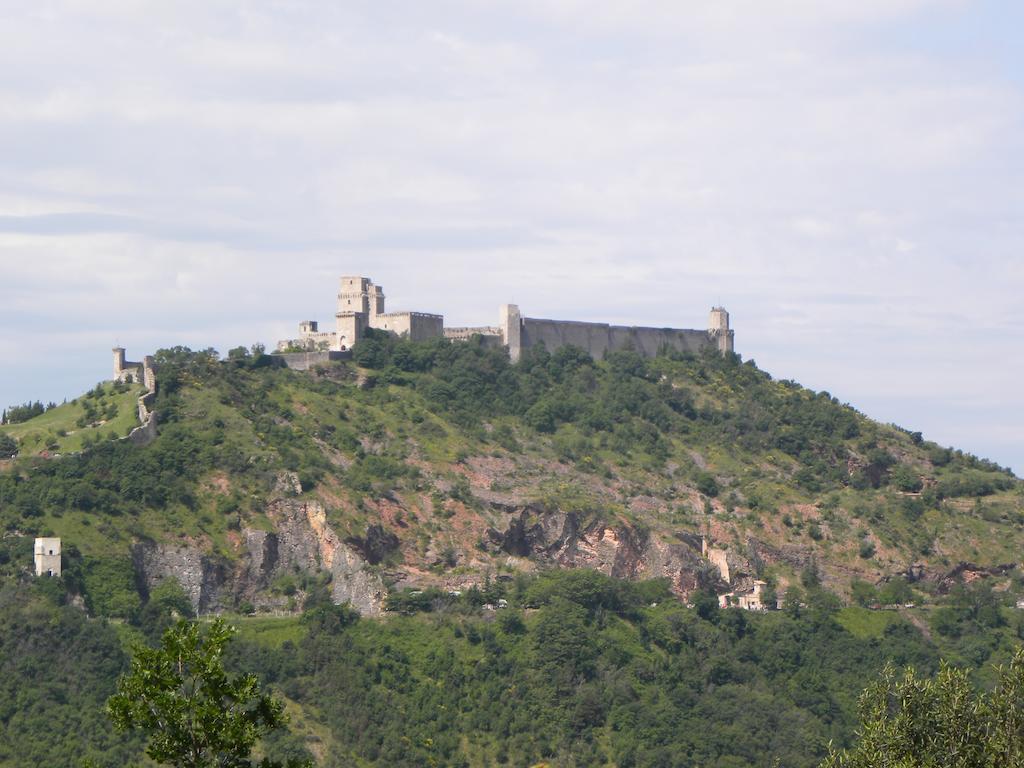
0,380,145,456
2,336,1020,609
2,337,1024,766
5,566,1024,768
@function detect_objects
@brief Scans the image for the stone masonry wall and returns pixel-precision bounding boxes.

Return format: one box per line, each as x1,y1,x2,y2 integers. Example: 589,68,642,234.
371,312,444,342
275,351,351,371
520,318,715,360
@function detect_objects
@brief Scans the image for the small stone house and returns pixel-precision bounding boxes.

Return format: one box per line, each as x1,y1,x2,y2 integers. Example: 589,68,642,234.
34,537,61,577
719,580,768,611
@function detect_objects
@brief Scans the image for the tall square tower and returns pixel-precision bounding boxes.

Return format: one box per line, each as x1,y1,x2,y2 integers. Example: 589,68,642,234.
34,537,61,577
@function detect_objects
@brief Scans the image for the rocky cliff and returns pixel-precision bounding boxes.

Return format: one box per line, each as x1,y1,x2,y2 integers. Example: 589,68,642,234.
133,491,385,616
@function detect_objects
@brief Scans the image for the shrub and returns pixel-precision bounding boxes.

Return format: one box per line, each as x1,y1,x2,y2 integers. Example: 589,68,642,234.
695,472,719,498
0,433,18,458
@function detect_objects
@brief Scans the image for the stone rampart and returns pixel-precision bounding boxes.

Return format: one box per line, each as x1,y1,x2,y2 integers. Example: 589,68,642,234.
520,318,714,360
276,331,337,352
274,351,351,371
371,312,444,342
444,326,502,341
126,376,158,446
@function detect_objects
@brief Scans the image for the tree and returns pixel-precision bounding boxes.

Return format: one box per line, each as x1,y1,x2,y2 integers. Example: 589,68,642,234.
108,618,309,768
821,649,1024,767
0,432,17,458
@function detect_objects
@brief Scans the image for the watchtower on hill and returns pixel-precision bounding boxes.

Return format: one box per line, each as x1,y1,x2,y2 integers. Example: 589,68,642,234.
34,537,61,577
113,348,155,389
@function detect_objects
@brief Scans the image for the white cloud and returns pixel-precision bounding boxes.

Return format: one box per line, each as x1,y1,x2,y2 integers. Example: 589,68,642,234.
0,0,1020,469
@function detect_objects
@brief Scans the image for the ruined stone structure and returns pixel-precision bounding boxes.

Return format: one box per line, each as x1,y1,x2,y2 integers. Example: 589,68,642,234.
277,275,734,362
112,348,159,446
113,348,156,390
719,580,768,611
701,537,769,611
34,537,61,577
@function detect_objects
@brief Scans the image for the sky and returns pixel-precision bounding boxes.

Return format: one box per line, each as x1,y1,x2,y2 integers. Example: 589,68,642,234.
0,0,1021,472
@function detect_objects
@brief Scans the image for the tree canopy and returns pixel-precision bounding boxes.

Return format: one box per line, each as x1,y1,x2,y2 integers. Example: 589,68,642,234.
822,649,1024,768
108,618,309,768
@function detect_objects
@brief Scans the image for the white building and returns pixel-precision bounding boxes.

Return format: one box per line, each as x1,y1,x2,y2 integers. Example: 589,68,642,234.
34,537,61,577
719,580,768,611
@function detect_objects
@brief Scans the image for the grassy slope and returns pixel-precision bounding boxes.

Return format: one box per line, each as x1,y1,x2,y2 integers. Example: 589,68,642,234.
0,381,145,455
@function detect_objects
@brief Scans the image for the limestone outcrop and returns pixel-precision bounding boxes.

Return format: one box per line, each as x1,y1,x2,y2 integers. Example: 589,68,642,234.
132,498,385,616
486,507,707,597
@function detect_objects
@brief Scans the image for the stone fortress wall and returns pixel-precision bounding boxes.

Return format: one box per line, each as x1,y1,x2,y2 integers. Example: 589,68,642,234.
520,319,715,361
373,311,445,342
277,275,734,364
444,326,502,342
113,348,158,445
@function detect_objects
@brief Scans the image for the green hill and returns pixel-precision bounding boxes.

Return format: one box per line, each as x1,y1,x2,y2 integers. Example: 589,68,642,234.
1,337,1021,616
2,336,1024,767
0,380,145,456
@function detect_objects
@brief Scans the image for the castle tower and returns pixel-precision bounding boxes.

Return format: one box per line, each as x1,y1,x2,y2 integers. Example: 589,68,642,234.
368,283,385,318
709,307,729,333
142,356,156,391
708,307,734,354
113,347,126,379
500,304,522,363
337,276,371,315
34,537,61,577
336,311,367,350
336,277,370,350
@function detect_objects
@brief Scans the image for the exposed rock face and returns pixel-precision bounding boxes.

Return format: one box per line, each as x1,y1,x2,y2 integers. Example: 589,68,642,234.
132,499,385,616
131,543,229,614
746,538,815,573
487,507,706,597
276,500,386,615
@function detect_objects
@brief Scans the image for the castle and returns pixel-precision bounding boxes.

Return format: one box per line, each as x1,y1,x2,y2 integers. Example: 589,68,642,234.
112,348,156,390
277,276,734,363
112,348,159,445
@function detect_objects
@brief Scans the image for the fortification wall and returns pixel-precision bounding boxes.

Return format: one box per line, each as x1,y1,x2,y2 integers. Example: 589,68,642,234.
299,331,338,349
410,314,444,342
127,408,158,446
123,356,159,447
520,318,714,360
371,312,444,342
274,351,351,371
444,326,501,341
